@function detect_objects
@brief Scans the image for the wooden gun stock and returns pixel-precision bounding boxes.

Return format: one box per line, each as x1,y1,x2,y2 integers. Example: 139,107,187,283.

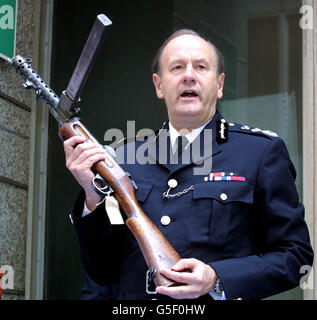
59,119,182,289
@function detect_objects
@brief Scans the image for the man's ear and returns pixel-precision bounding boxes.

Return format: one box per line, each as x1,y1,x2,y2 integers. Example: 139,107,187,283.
217,73,225,100
152,73,164,99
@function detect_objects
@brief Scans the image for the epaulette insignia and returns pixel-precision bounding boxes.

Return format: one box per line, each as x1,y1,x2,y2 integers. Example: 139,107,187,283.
260,129,278,137
239,124,278,137
216,118,228,144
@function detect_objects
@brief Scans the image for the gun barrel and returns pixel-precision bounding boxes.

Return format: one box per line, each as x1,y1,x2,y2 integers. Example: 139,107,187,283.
9,55,70,124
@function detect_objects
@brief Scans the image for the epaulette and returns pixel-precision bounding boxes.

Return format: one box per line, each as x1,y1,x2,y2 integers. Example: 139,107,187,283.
225,120,279,138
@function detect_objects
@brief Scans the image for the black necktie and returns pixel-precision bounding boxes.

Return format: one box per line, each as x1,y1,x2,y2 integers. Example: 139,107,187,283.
176,135,189,158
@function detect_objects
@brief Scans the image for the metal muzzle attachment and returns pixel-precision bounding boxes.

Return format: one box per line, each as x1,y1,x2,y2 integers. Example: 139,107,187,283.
9,55,71,125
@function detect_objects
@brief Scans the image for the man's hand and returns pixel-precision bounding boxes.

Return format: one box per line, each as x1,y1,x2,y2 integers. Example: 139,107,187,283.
63,136,106,210
156,258,218,299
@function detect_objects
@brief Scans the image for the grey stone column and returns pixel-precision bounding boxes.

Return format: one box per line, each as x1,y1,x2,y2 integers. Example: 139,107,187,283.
0,0,41,300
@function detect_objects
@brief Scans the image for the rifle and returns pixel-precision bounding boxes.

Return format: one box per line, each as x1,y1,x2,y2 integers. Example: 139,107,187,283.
5,14,182,293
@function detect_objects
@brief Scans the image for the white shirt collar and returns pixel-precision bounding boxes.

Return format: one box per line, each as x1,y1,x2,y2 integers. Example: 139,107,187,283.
169,119,212,153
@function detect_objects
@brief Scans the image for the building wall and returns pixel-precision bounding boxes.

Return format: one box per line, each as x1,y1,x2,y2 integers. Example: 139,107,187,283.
0,0,40,300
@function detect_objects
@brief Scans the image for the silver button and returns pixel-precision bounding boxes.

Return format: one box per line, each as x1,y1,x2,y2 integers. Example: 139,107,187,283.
161,215,171,226
220,193,228,201
168,179,178,188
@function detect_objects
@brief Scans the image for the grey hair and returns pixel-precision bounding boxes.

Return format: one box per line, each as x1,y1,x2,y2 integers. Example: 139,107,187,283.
152,29,225,76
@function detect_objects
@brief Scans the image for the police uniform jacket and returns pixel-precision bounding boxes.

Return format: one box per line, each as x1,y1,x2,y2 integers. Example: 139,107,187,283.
70,111,314,300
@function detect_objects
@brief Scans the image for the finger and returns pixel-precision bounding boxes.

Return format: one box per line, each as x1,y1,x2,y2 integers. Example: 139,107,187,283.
67,151,106,178
159,267,194,284
156,284,193,299
68,153,107,190
73,145,106,166
171,258,198,272
67,142,103,165
63,136,86,156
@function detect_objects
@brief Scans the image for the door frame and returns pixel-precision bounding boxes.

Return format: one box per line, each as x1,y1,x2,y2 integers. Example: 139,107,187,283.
25,0,54,300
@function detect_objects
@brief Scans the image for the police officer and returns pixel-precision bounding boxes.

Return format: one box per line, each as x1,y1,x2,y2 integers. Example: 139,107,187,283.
63,29,313,300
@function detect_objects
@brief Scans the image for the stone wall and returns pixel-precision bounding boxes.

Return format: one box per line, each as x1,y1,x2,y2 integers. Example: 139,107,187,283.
0,0,39,300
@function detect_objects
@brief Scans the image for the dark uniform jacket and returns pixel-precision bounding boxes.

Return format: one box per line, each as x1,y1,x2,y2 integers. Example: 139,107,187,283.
70,112,313,300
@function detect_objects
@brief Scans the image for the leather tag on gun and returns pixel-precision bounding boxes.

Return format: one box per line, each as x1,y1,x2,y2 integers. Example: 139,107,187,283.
105,196,124,225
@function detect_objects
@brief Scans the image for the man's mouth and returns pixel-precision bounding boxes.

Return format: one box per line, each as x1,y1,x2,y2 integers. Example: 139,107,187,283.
180,90,199,98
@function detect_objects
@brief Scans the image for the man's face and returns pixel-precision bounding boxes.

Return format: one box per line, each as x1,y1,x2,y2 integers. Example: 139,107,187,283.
153,35,225,130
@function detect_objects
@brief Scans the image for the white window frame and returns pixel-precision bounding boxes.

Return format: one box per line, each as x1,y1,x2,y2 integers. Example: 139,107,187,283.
302,0,317,301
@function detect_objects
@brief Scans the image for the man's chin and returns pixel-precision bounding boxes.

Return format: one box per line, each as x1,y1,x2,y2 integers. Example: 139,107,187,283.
175,103,203,115
177,109,203,120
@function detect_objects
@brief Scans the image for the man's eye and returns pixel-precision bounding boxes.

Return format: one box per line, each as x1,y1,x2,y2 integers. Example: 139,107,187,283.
197,65,206,70
172,65,182,71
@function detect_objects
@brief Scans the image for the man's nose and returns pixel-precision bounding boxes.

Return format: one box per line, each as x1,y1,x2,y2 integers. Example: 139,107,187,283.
183,65,197,84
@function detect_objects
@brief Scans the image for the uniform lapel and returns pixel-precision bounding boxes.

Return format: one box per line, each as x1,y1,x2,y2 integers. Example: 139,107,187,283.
147,112,223,173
